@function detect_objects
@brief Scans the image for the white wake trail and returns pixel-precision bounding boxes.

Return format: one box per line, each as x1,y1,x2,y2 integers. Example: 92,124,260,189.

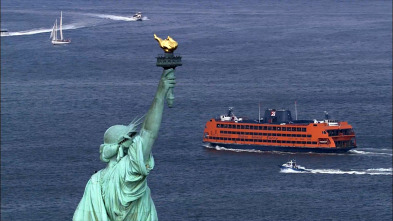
2,23,86,37
85,13,136,21
350,149,392,157
281,167,392,176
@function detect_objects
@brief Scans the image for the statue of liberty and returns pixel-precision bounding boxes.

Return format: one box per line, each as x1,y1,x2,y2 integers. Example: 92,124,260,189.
73,35,180,221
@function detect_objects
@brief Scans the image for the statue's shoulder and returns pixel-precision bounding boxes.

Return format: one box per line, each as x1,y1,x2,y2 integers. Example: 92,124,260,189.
91,170,103,183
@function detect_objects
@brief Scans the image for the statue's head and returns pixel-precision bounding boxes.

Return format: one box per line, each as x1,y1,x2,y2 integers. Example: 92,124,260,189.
99,118,142,163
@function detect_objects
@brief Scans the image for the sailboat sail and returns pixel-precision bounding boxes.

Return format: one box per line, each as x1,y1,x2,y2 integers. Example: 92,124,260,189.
50,22,55,40
50,11,70,45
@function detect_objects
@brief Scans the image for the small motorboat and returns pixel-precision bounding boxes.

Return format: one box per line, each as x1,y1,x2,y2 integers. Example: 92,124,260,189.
279,159,306,171
133,12,142,21
1,29,9,36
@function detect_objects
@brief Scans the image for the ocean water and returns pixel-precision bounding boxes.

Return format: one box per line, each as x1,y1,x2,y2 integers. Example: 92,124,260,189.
1,0,392,220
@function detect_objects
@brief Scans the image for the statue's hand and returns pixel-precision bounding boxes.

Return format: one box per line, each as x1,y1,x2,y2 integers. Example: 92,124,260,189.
158,68,176,95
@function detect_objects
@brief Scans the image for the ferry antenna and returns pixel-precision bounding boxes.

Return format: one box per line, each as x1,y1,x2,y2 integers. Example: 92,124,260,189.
295,100,298,120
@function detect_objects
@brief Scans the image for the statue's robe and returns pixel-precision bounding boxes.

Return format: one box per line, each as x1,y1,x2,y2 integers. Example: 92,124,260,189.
73,135,157,221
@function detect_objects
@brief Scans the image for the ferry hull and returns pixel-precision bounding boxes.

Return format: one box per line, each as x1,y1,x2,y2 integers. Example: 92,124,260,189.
208,142,355,153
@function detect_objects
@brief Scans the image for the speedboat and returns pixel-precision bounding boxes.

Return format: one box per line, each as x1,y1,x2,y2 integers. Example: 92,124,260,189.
133,12,142,21
279,160,306,171
1,29,9,36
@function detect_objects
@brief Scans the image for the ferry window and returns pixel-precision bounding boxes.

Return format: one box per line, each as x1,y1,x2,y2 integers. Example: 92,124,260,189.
277,134,281,136
268,133,272,136
237,125,240,129
263,126,267,130
277,127,281,131
312,142,317,144
282,127,286,131
292,128,297,131
302,135,306,137
296,134,301,137
272,133,276,136
297,128,301,131
272,140,277,143
307,135,311,137
259,133,262,136
273,127,276,130
267,140,271,143
250,126,253,130
259,126,262,130
292,134,297,137
302,141,306,144
246,132,249,135
241,125,244,129
263,140,267,142
277,140,281,143
217,124,220,128
322,131,326,134
245,125,249,129
282,134,286,137
302,128,306,132
296,141,301,144
307,141,311,144
268,127,272,130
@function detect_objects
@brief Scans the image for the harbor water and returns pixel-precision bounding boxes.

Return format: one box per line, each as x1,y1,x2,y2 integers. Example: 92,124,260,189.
1,0,392,220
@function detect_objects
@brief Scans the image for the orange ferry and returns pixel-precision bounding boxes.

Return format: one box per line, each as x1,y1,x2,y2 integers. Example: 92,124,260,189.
203,108,356,153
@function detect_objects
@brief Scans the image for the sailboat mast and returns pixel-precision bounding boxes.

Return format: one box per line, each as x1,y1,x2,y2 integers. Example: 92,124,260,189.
60,11,64,40
54,19,58,40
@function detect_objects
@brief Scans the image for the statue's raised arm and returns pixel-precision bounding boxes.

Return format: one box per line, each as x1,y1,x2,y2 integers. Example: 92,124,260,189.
140,68,176,160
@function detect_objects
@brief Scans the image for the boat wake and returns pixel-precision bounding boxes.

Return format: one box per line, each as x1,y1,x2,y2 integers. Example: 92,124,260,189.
204,144,290,155
1,23,86,37
85,13,149,22
349,149,392,157
281,167,392,175
1,12,149,38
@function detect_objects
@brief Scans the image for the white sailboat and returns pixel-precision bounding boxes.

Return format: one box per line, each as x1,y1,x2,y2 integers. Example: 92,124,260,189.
50,11,71,45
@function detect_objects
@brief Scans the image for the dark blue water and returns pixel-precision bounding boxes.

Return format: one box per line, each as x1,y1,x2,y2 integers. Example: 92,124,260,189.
1,0,392,220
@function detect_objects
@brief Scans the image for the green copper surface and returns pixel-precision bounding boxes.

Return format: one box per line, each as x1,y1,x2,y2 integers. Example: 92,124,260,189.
73,69,176,221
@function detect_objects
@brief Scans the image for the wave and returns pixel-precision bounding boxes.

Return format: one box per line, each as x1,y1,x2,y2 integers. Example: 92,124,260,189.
281,168,392,176
1,23,86,37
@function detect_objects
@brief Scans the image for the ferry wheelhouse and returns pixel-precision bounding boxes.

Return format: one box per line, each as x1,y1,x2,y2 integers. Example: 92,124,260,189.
203,108,356,153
